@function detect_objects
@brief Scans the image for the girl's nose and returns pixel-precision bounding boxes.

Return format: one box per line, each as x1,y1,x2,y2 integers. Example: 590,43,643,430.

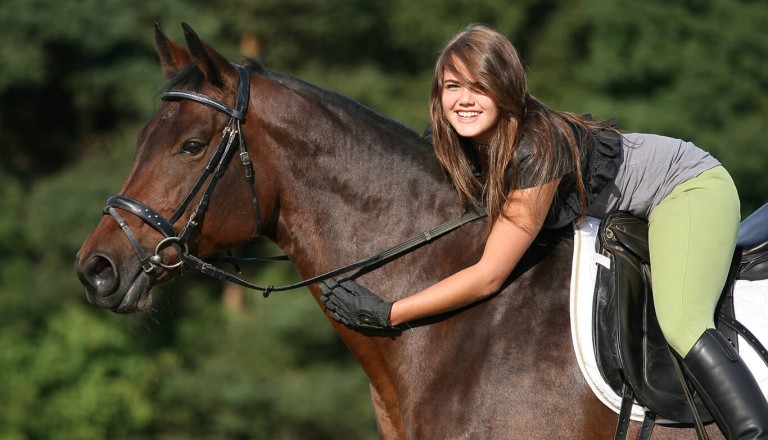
458,87,474,105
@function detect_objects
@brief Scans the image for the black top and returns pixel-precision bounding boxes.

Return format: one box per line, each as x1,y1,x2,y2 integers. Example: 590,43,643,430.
510,121,622,228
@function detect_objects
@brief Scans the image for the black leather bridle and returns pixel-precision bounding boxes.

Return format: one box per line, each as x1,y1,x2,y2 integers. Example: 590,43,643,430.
105,63,487,296
105,64,259,273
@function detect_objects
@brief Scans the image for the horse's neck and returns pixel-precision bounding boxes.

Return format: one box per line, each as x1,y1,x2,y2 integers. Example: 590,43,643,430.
257,91,459,280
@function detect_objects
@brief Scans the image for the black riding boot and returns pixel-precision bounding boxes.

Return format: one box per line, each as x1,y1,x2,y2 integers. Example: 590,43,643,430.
679,329,768,440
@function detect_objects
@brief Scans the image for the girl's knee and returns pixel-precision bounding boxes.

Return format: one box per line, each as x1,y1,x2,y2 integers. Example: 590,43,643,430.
656,313,712,356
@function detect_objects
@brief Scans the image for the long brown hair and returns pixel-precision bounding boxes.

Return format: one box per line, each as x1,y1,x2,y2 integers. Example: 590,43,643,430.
430,25,611,231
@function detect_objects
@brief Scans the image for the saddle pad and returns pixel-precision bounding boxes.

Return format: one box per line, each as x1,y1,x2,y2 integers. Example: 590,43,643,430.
733,279,768,390
570,217,648,421
569,217,768,422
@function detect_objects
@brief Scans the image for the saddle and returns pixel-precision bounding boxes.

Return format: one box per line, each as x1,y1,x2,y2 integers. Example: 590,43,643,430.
593,203,768,434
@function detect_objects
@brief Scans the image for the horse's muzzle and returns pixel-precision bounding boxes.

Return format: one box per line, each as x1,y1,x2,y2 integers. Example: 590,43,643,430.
76,252,154,313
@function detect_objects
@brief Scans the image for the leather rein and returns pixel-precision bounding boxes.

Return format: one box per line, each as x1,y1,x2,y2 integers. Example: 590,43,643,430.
104,63,487,297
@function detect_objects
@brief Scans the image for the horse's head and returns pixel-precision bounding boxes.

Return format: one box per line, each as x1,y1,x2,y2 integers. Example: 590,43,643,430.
76,24,271,313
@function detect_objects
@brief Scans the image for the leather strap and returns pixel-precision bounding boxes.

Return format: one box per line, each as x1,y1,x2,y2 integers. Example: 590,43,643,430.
671,352,709,440
236,122,264,231
106,206,156,273
638,411,656,440
718,312,768,368
161,90,245,120
167,126,232,225
613,386,658,440
107,195,177,238
161,65,250,121
180,208,488,297
614,385,634,440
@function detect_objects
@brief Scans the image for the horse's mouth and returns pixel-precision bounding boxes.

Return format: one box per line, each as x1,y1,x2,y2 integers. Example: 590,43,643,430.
84,267,154,314
114,269,154,314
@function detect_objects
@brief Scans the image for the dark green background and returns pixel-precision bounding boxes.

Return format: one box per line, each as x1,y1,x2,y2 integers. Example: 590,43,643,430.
1,1,766,438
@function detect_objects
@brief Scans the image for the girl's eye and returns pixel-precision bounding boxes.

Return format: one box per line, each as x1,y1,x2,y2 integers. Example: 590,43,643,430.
445,83,461,91
181,140,206,156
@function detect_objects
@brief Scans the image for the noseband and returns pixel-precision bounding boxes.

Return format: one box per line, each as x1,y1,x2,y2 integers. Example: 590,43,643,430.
105,64,261,275
104,63,488,296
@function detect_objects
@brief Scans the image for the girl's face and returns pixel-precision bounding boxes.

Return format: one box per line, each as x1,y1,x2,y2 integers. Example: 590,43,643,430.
440,67,499,145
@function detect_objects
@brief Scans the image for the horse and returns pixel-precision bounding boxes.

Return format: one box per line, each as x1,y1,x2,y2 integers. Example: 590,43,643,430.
75,23,725,439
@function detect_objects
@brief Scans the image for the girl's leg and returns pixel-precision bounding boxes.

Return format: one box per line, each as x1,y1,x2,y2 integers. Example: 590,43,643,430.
649,166,768,439
648,165,739,356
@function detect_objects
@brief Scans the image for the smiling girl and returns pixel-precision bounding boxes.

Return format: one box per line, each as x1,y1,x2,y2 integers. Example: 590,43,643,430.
321,25,768,438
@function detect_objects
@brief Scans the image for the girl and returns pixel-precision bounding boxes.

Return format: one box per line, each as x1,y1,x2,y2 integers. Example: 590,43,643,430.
320,25,768,438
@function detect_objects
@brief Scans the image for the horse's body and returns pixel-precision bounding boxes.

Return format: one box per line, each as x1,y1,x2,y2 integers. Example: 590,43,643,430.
76,24,723,439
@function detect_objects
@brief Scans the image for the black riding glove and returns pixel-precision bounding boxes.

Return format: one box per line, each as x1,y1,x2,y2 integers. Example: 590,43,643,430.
319,279,395,331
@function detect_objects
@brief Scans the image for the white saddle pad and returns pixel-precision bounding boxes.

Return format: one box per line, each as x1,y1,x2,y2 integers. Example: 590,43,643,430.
570,217,768,422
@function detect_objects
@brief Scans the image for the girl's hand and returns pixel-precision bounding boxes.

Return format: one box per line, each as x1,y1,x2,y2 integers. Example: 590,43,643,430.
319,279,396,331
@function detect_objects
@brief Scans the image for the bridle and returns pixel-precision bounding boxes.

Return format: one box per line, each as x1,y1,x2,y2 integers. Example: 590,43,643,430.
105,63,487,297
105,64,258,275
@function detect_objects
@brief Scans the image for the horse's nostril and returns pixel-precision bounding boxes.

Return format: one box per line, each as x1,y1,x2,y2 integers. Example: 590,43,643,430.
90,256,108,274
80,254,119,295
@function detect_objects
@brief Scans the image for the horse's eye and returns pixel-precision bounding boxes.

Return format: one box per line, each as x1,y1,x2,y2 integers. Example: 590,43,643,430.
181,140,206,156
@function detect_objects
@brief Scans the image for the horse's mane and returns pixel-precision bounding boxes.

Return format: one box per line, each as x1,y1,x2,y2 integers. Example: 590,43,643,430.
246,60,430,149
164,60,432,153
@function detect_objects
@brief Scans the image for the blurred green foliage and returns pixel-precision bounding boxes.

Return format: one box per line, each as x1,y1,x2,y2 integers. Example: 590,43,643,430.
1,0,766,438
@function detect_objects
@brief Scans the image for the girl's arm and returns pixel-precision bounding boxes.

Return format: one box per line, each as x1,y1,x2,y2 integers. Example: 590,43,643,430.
388,177,561,326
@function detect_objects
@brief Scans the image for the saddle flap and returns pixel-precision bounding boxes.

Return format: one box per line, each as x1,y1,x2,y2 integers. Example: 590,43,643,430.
593,212,713,423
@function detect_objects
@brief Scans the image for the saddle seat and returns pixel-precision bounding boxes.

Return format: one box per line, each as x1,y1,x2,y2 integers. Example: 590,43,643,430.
593,202,768,424
736,203,768,280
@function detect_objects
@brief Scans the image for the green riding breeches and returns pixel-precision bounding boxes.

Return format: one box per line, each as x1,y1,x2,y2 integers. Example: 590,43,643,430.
648,166,740,357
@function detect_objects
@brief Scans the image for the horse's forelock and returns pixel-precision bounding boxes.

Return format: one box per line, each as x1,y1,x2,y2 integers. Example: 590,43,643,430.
164,63,206,91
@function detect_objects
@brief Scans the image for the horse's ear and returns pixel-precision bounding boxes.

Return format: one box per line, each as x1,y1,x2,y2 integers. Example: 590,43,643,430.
181,22,231,86
154,22,191,78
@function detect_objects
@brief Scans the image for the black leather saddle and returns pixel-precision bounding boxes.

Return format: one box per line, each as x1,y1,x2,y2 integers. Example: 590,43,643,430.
593,202,768,431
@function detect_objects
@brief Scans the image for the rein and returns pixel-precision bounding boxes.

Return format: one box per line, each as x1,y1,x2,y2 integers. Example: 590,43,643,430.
185,208,486,297
104,63,487,297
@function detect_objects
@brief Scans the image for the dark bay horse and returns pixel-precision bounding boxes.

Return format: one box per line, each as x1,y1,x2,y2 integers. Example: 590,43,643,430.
75,24,723,439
